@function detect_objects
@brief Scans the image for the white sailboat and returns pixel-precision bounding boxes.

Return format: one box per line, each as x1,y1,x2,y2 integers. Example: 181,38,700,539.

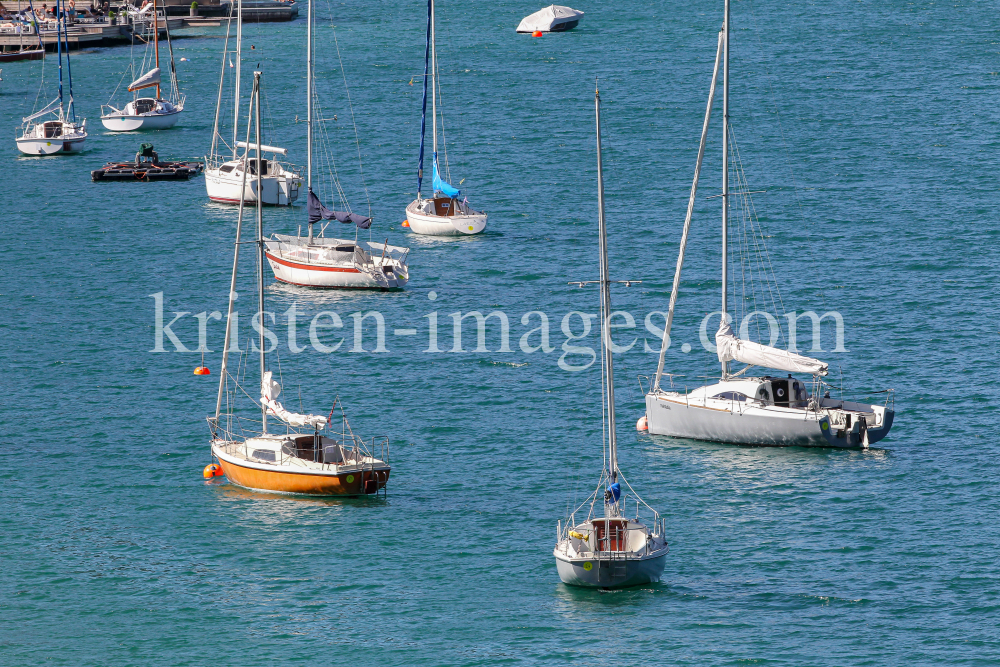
101,0,184,131
404,0,487,236
642,0,894,449
554,89,669,589
16,0,86,155
208,72,391,496
261,0,409,289
204,0,302,205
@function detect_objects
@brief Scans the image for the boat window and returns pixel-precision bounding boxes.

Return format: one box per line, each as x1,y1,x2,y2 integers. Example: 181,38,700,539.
251,449,276,462
334,245,355,252
711,391,748,402
220,165,235,173
135,99,156,114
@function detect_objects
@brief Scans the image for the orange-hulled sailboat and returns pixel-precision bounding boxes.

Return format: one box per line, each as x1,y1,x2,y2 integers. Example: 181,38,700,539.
206,72,390,497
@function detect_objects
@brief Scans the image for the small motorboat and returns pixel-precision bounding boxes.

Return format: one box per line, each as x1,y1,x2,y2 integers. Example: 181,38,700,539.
516,5,584,33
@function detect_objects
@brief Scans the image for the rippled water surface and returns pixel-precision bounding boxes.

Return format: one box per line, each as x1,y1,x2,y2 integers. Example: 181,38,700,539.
2,0,999,664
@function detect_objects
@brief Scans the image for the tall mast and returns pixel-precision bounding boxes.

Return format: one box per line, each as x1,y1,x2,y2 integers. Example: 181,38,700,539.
153,0,161,100
62,3,76,122
416,0,431,201
652,31,724,392
430,0,437,161
721,0,730,378
253,72,267,434
595,88,617,485
214,68,258,426
209,1,234,164
233,0,242,158
306,0,313,243
55,0,64,114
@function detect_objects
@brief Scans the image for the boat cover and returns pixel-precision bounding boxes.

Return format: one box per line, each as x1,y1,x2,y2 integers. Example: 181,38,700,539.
716,322,828,376
516,5,584,32
261,371,328,428
432,157,460,198
128,67,161,92
307,190,372,229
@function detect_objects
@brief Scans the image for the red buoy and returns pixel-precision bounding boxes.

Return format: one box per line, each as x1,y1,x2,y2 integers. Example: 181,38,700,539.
401,219,410,228
193,366,211,375
532,30,543,37
203,463,223,478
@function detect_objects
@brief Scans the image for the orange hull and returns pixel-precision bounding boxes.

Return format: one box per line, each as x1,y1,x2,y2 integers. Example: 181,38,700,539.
218,459,389,496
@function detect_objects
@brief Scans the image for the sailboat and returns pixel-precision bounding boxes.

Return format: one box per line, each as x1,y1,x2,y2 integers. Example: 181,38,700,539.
208,72,391,496
204,0,302,206
642,0,894,449
16,0,86,156
261,0,409,289
101,0,184,131
404,0,487,236
553,89,669,589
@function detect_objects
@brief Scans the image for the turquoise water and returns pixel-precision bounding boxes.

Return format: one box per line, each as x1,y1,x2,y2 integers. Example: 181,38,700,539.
3,0,1000,664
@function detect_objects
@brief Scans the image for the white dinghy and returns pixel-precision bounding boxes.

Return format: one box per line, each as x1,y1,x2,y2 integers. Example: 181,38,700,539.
516,5,584,33
642,0,894,449
17,0,86,156
554,89,669,589
261,0,408,289
101,0,184,131
405,0,487,236
204,0,301,205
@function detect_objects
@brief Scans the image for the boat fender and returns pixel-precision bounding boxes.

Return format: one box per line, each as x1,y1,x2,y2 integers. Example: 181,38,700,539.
636,415,648,431
203,463,223,478
568,530,589,541
402,219,410,228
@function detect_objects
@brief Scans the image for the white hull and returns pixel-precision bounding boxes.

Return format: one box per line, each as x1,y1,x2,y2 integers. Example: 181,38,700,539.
406,198,486,236
264,235,409,290
555,552,667,588
101,99,184,131
205,165,301,206
16,135,86,155
644,378,894,448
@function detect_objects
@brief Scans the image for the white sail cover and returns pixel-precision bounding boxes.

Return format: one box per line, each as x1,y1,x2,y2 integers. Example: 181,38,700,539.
128,68,161,92
260,371,328,428
516,5,584,32
716,322,828,376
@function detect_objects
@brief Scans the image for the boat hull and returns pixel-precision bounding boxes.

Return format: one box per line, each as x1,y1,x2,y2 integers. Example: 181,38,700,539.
101,109,182,131
555,552,667,588
265,251,407,289
214,448,389,496
406,200,487,236
644,392,893,448
0,49,45,62
16,136,86,155
205,168,301,206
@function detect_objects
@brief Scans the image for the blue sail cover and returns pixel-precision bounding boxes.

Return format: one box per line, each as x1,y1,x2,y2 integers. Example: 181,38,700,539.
432,156,460,198
307,190,372,229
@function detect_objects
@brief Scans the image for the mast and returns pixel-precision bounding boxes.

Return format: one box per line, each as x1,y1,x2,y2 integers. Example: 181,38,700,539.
306,0,313,243
233,0,242,158
62,1,76,122
416,0,431,201
652,31,724,392
430,0,437,178
214,67,258,426
55,0,63,114
209,1,234,164
595,87,617,486
721,0,730,378
153,0,161,100
253,71,267,434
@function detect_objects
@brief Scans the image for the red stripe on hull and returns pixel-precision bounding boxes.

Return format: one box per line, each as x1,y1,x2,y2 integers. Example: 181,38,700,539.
265,252,362,273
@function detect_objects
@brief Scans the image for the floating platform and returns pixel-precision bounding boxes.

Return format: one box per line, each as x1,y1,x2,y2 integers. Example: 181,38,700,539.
92,159,204,182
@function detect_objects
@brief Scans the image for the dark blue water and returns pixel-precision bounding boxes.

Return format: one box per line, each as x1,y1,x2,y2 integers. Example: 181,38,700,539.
3,0,999,664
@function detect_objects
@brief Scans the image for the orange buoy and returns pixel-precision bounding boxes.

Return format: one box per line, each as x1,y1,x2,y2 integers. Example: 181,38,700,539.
532,30,543,37
402,219,410,228
193,366,210,375
203,463,223,478
636,415,648,431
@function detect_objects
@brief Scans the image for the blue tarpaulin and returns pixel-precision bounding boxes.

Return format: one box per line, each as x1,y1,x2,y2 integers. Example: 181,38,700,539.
432,155,460,198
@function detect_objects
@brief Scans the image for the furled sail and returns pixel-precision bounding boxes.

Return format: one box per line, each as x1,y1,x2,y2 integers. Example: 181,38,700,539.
128,68,161,92
432,157,460,198
307,190,372,229
716,322,828,376
260,371,328,428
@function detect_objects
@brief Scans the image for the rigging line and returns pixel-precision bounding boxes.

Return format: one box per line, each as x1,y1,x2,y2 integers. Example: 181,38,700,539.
332,27,373,220
433,49,452,183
